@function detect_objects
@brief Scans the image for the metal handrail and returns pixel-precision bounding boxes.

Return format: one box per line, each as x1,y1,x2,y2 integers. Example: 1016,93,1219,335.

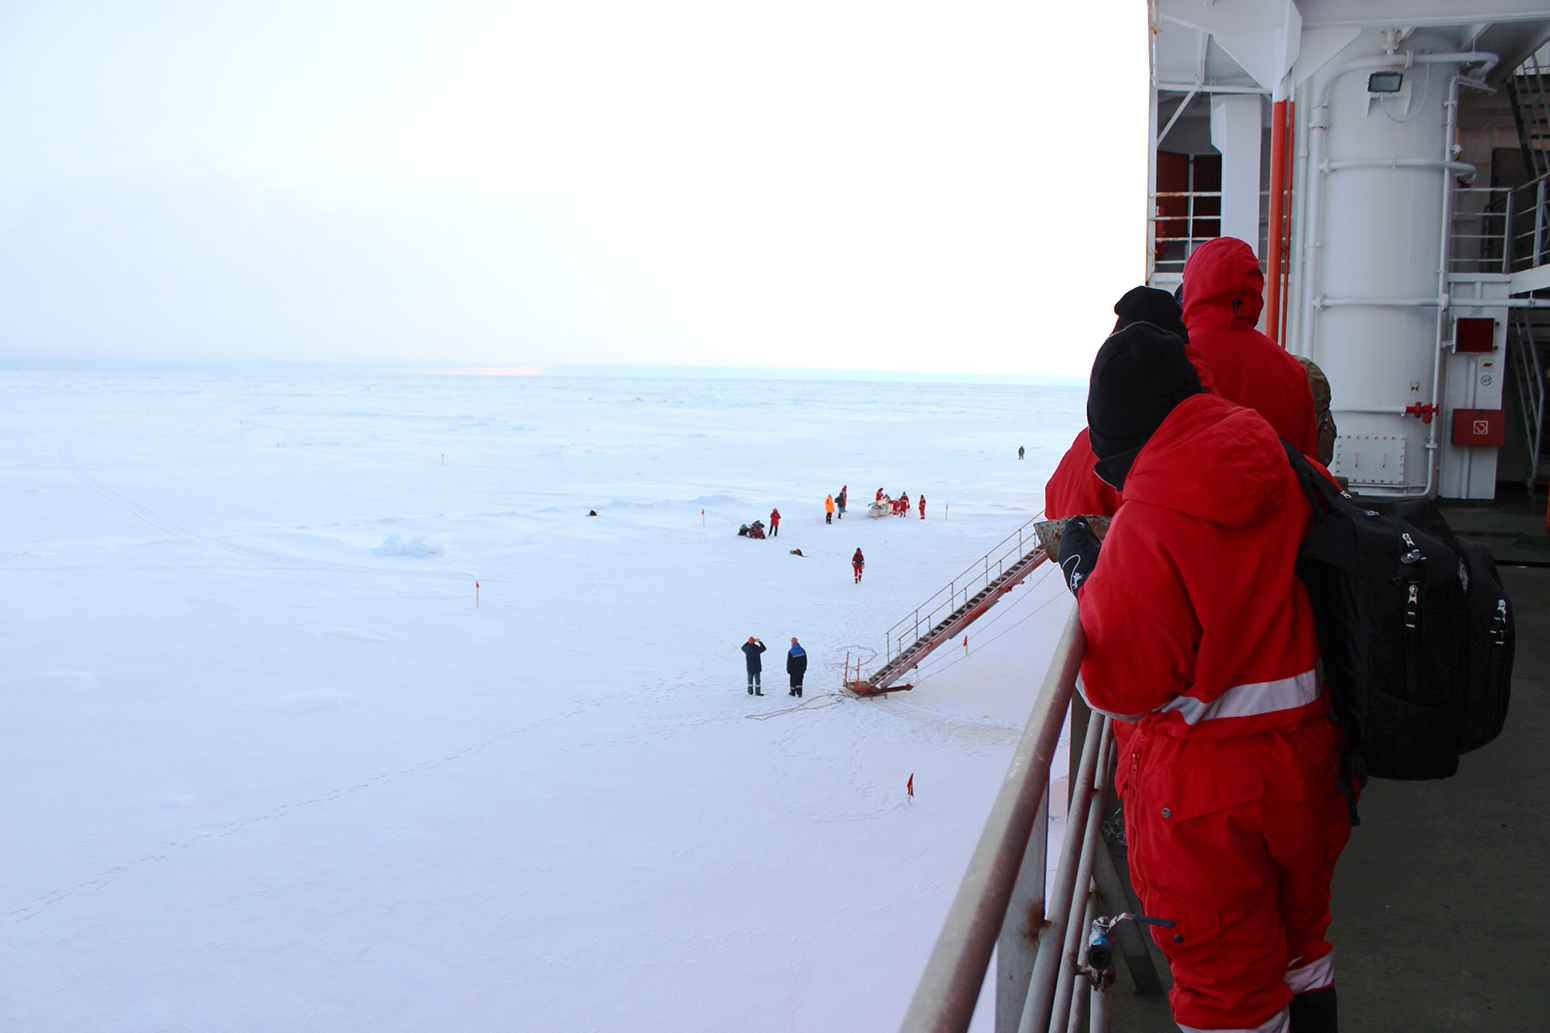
882,515,1045,670
1449,173,1550,274
899,605,1084,1033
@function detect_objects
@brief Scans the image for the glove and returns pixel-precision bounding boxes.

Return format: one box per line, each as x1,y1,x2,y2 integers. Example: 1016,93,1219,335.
1057,516,1102,597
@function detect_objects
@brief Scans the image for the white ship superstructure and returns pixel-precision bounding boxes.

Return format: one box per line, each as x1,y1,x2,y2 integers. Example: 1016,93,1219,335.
1148,0,1550,500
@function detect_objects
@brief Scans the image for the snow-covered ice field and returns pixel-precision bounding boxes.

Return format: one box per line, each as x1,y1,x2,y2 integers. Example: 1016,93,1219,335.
0,370,1086,1032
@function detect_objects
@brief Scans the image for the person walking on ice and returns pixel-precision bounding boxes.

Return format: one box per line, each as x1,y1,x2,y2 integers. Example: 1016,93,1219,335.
787,638,807,697
769,507,780,537
918,494,927,519
741,637,767,695
852,548,865,583
837,486,847,519
824,495,835,524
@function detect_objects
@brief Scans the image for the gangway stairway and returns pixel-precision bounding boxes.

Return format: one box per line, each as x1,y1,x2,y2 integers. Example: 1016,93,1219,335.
846,516,1052,696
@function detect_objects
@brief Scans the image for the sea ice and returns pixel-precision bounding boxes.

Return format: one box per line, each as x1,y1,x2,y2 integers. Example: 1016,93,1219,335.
0,369,1083,1032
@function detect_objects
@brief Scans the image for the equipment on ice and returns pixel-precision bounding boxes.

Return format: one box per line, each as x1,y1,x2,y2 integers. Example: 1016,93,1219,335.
867,495,893,518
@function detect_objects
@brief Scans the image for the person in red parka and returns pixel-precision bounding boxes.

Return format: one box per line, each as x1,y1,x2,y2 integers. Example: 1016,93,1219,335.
1182,236,1318,456
769,508,780,537
918,495,926,519
1044,286,1217,520
1059,323,1347,1033
1044,428,1123,520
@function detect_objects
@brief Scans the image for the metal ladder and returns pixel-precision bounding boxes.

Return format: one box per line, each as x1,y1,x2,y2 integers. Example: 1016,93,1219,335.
849,516,1050,695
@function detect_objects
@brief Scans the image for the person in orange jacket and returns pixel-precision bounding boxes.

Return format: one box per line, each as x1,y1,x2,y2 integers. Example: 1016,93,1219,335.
769,508,780,537
824,495,834,524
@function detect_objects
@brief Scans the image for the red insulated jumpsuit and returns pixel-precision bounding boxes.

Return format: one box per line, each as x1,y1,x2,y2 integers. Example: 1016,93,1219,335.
1045,346,1220,520
1044,428,1122,519
1182,237,1319,456
1077,392,1349,1033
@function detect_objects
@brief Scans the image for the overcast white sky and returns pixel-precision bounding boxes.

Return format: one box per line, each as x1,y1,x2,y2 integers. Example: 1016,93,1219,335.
0,1,1148,378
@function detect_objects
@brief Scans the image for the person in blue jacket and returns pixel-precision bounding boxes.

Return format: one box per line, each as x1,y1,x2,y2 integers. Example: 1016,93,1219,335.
741,636,766,695
787,638,808,697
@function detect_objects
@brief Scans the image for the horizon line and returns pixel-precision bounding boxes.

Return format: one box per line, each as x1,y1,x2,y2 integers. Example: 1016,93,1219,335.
0,359,1086,387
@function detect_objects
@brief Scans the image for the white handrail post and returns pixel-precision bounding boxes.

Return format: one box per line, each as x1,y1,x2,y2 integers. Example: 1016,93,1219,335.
898,606,1084,1033
1503,187,1515,273
1536,179,1547,267
995,787,1049,1032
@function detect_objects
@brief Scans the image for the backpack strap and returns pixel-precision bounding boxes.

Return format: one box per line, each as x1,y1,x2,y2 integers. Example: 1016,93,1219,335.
1280,439,1349,516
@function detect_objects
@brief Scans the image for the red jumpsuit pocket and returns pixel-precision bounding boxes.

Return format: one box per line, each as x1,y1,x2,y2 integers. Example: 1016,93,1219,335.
1145,899,1220,953
1128,765,1269,902
1138,764,1264,822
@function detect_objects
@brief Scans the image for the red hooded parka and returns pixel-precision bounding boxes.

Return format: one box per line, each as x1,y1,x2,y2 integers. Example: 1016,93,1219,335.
1077,392,1349,1032
1044,345,1220,520
1043,428,1122,520
1182,237,1319,456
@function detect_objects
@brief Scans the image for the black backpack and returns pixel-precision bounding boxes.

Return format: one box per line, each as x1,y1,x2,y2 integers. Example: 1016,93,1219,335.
1281,443,1513,783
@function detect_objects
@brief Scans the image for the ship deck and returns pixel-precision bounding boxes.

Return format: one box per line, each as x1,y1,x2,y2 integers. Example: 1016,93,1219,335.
1107,497,1550,1031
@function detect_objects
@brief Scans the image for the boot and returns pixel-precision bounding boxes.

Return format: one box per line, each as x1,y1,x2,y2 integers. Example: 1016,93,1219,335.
747,684,753,695
755,689,763,695
1288,986,1337,1033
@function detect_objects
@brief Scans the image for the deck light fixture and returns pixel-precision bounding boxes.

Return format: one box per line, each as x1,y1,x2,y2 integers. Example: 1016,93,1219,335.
1368,71,1404,93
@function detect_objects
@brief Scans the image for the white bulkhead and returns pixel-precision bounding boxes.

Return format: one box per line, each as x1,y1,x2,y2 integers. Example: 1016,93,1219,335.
1302,29,1466,495
1150,1,1550,500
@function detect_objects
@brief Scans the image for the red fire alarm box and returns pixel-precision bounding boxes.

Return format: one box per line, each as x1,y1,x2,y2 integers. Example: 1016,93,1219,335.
1451,408,1504,446
1455,317,1496,353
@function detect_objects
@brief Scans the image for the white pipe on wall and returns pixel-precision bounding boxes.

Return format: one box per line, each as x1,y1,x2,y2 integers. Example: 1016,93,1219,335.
1421,72,1467,497
1298,44,1498,496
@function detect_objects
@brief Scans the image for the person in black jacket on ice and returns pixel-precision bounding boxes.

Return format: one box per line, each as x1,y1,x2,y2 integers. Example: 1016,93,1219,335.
787,638,807,697
742,636,766,695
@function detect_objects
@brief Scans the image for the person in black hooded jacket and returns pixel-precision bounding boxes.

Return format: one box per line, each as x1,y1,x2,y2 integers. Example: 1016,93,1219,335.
786,638,807,697
741,637,766,695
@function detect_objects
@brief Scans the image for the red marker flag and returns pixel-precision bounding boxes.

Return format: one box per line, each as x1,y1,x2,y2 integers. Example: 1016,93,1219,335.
907,773,914,799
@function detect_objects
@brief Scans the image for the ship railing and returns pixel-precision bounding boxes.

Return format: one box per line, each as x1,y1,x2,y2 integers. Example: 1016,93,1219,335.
1451,172,1550,275
1150,188,1278,276
1150,189,1221,275
899,605,1164,1033
881,514,1045,674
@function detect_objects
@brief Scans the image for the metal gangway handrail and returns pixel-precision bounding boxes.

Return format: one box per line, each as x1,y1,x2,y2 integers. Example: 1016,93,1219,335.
899,605,1163,1033
1449,171,1550,275
881,515,1045,673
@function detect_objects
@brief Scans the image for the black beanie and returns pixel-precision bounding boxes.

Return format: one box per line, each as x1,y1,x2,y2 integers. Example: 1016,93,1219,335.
1113,285,1188,341
1087,322,1202,489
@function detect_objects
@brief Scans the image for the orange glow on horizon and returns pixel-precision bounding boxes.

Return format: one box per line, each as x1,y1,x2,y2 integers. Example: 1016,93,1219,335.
428,366,544,376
